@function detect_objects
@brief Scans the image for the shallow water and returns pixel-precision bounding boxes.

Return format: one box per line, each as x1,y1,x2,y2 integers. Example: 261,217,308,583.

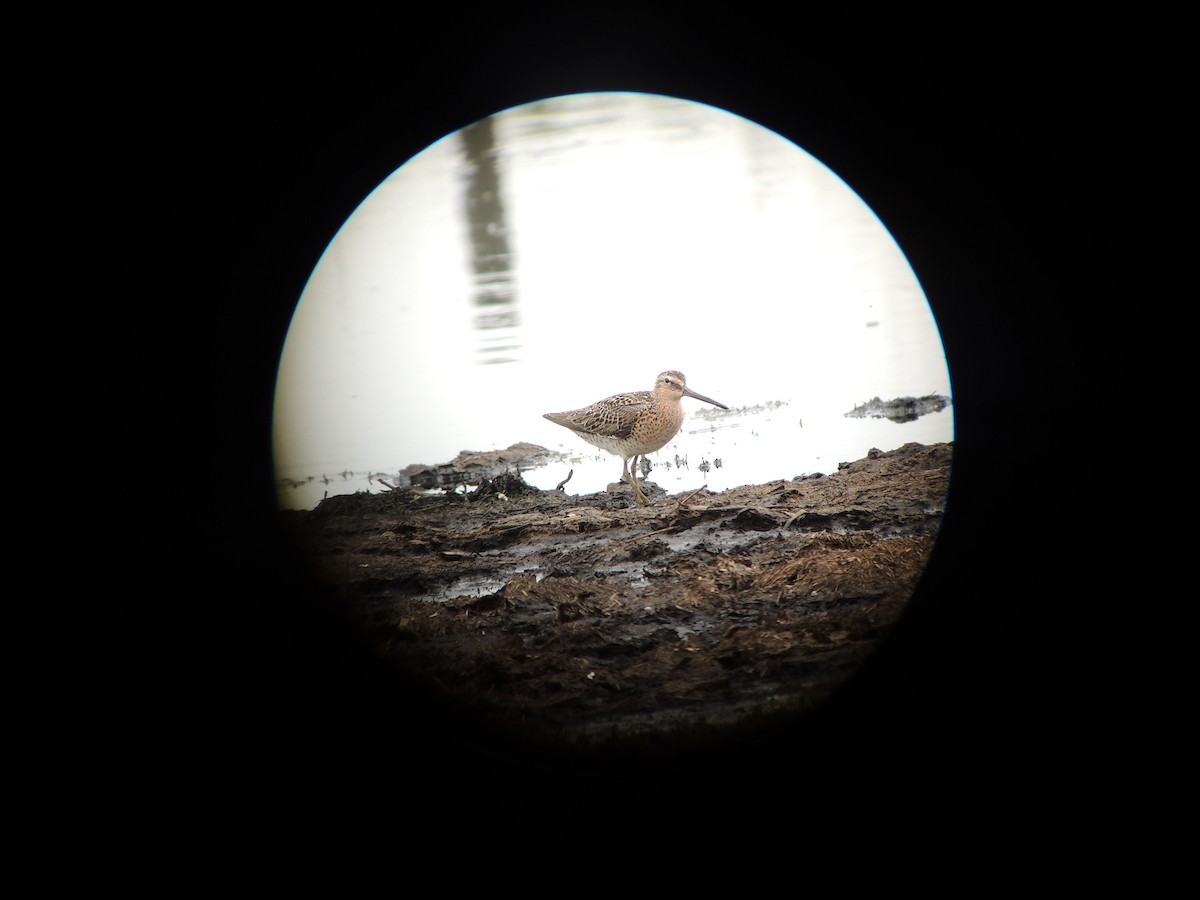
273,93,953,511
277,400,952,510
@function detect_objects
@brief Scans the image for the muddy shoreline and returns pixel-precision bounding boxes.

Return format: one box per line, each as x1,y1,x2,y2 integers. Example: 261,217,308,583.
280,441,952,763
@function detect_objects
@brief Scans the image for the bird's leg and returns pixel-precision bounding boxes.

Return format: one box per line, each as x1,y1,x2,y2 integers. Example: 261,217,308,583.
631,455,648,504
623,455,649,505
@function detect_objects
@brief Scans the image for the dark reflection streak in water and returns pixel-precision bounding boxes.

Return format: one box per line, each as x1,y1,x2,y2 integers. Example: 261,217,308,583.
460,116,520,364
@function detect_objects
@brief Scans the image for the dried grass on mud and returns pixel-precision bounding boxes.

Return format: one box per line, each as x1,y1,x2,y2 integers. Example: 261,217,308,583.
281,441,952,756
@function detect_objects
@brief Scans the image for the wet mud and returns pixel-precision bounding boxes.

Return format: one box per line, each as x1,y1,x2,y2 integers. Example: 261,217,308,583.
281,441,952,760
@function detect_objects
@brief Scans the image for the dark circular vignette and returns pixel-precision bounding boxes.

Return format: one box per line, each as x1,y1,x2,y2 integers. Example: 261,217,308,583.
112,35,1099,820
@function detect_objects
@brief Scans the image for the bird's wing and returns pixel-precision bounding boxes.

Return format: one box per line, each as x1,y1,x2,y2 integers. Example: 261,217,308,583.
545,391,652,439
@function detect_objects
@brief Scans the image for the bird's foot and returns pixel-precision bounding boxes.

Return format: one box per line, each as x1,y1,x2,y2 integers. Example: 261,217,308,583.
624,473,651,505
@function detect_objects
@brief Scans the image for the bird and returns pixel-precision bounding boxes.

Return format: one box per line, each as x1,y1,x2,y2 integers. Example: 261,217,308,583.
543,370,728,505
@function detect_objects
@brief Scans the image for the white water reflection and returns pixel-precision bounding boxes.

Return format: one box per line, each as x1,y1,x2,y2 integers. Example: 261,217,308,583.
274,92,954,511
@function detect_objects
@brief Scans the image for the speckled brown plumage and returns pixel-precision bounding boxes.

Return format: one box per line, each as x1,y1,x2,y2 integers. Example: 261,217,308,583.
543,370,727,504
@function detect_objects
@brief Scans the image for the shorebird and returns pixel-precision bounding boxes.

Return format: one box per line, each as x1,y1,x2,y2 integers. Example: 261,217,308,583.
543,370,728,505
